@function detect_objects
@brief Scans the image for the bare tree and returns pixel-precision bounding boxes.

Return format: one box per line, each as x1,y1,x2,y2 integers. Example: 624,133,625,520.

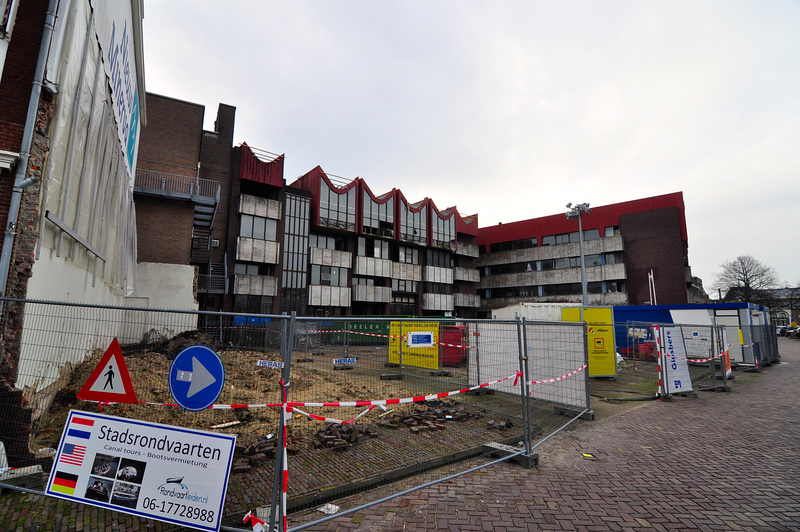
782,283,800,323
714,255,778,305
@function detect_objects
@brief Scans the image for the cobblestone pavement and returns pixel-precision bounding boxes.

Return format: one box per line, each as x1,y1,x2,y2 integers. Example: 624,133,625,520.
2,338,799,531
303,337,800,531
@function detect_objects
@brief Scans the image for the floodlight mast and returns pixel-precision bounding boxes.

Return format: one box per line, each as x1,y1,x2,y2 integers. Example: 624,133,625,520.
566,203,591,305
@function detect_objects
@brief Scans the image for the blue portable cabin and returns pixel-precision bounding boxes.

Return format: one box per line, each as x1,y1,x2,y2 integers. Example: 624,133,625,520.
612,303,778,367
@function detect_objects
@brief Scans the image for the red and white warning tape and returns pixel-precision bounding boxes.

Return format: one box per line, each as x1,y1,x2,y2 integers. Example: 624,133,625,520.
685,350,729,364
307,330,404,339
287,371,523,408
290,404,378,425
83,364,589,412
528,364,587,385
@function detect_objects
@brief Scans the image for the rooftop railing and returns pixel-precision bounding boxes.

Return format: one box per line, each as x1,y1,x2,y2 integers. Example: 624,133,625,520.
134,169,220,204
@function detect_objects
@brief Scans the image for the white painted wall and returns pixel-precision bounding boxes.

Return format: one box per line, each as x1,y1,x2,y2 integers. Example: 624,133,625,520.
16,261,198,396
135,262,197,310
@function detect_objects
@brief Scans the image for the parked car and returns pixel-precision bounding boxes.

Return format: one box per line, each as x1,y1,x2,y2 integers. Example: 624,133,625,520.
787,326,800,338
777,325,788,336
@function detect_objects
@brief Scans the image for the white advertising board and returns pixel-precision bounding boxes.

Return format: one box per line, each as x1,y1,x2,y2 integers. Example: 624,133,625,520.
46,410,236,531
660,326,694,394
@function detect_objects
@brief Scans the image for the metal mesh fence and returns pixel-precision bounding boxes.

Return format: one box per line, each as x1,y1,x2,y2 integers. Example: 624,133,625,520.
611,321,735,400
0,300,591,531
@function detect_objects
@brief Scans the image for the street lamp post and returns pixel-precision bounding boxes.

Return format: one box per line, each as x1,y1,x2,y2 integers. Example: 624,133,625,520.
566,202,591,306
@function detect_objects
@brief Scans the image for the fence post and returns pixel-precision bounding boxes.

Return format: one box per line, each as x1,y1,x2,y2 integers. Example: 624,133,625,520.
344,318,350,358
518,318,532,455
717,325,729,389
269,312,295,532
398,321,404,377
474,322,481,386
583,322,591,410
707,325,718,390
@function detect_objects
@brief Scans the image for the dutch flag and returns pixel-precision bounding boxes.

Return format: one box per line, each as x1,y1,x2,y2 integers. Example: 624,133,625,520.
67,416,95,440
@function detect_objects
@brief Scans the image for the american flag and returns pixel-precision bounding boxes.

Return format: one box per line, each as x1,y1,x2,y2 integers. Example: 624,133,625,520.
59,443,87,467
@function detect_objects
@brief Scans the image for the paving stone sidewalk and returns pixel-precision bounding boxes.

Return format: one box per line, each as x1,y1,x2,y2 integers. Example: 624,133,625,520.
302,338,800,531
2,338,799,531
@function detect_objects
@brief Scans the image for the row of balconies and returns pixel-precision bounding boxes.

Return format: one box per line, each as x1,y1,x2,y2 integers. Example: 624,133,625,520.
319,249,475,286
230,275,480,310
221,242,481,307
478,235,624,267
481,291,628,311
479,263,627,290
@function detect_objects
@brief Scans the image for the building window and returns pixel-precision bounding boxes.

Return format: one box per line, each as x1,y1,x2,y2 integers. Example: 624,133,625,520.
431,214,455,250
426,248,453,268
606,280,625,292
281,193,310,314
547,230,600,245
489,238,537,252
241,214,277,241
588,281,603,294
605,226,620,237
396,245,419,264
310,233,344,251
363,191,394,237
583,229,600,241
392,279,418,293
235,263,274,276
488,262,531,275
542,283,581,296
310,265,348,286
481,286,538,299
390,295,416,315
319,180,356,231
555,233,572,245
358,236,390,259
585,254,602,267
352,276,375,286
234,294,274,314
423,282,452,295
399,201,427,245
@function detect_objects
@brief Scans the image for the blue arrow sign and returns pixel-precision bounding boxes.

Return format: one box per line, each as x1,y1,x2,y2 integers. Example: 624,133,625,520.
169,345,225,411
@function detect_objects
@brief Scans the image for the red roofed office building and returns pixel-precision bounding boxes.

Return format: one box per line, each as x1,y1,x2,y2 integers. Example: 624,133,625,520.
476,192,707,316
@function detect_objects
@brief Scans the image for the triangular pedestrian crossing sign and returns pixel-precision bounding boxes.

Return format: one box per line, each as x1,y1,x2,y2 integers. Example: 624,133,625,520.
77,338,138,404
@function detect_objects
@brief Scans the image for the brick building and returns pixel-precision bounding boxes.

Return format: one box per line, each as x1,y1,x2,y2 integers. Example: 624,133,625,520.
133,94,236,311
135,95,705,320
134,94,482,318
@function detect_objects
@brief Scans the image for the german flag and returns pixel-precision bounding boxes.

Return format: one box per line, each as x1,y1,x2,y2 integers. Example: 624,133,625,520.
51,471,79,496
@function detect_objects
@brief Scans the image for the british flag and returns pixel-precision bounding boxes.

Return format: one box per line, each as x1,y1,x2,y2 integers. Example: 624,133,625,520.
59,443,87,467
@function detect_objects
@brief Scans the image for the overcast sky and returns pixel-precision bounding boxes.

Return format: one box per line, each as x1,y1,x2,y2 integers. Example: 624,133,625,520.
141,1,800,294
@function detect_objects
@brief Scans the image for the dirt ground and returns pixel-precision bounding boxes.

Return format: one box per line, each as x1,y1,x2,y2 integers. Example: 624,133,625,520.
30,333,458,452
29,331,720,456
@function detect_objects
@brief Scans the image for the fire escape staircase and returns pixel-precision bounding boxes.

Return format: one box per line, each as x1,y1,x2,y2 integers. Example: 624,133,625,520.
133,169,226,294
192,203,227,295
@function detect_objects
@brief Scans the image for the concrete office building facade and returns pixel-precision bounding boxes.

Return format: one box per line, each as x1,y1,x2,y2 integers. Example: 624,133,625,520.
476,192,707,316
